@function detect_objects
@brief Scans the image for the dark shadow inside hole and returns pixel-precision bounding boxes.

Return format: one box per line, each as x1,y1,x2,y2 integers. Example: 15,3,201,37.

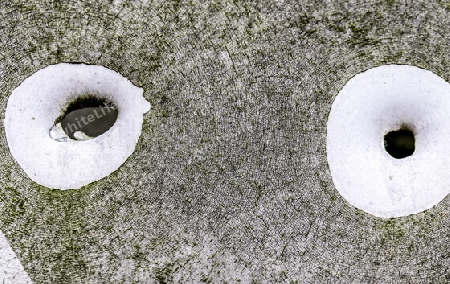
384,127,415,159
57,95,118,140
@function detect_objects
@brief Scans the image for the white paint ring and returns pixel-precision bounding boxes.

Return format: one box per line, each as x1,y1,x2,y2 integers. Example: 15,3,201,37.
327,65,450,217
4,63,150,190
0,230,32,283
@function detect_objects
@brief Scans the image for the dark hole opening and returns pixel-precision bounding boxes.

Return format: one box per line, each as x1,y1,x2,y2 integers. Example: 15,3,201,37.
55,95,118,140
384,127,415,159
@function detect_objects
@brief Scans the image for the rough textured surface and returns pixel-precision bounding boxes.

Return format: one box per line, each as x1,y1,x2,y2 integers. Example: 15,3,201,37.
0,0,449,283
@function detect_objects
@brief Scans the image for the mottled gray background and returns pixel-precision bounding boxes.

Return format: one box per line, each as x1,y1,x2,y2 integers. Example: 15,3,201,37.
0,0,449,283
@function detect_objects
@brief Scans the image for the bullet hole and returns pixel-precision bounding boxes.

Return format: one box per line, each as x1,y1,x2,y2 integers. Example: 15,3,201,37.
50,95,118,141
384,126,415,159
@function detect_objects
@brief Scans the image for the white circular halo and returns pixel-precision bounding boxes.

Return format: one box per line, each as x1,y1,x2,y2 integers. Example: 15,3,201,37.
327,64,450,218
4,63,151,190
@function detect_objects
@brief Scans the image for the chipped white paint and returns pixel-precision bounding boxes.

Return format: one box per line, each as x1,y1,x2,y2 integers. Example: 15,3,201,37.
327,65,450,217
4,63,150,190
0,230,33,283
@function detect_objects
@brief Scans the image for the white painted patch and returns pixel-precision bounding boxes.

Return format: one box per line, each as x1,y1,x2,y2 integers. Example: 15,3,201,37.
0,230,33,283
327,65,450,217
5,63,150,190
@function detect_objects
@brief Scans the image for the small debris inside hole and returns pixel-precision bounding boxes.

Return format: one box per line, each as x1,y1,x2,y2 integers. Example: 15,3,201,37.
50,95,118,141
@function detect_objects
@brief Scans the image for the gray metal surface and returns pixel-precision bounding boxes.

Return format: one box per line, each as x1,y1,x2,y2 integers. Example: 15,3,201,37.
0,0,448,282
